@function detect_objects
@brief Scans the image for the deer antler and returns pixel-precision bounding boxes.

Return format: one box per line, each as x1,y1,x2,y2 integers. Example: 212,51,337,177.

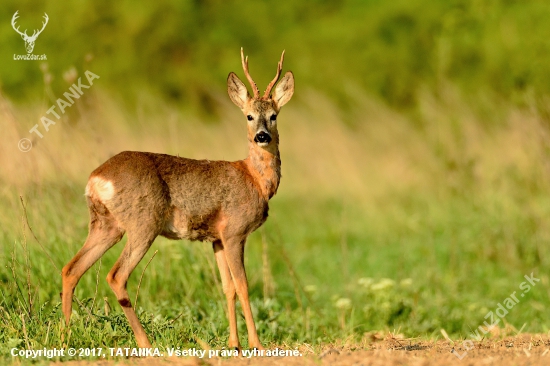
11,11,28,37
241,48,260,99
30,13,49,39
263,50,285,99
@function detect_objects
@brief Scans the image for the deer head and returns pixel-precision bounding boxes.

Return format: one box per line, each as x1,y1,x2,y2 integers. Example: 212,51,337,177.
11,11,49,54
228,48,294,149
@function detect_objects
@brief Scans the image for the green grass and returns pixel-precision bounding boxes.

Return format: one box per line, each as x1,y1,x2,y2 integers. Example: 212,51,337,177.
2,84,550,362
2,82,550,362
2,178,550,362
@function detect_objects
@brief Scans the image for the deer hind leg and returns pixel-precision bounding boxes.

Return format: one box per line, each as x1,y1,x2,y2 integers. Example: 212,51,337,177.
213,240,240,350
223,236,264,350
62,198,124,326
106,232,157,348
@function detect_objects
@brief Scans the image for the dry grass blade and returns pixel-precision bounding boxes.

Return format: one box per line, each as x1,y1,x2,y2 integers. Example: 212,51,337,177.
440,328,454,345
279,245,303,312
19,196,59,273
89,258,101,322
20,313,30,349
270,219,324,320
134,250,158,311
18,209,33,315
73,295,96,321
261,228,274,299
10,243,30,316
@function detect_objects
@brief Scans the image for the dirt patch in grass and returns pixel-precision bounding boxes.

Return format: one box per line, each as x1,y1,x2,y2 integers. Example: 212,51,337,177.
53,334,550,366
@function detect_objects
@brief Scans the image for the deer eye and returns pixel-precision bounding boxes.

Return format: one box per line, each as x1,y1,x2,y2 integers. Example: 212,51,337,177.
270,114,277,121
247,115,253,121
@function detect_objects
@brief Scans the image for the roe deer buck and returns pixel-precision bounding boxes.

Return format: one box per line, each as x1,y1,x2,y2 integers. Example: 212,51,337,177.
61,48,294,350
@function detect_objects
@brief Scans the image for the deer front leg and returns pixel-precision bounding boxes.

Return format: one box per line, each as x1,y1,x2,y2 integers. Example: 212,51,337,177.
223,236,264,350
213,240,240,350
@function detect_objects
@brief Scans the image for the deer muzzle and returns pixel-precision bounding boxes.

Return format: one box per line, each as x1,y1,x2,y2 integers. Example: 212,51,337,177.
254,131,272,145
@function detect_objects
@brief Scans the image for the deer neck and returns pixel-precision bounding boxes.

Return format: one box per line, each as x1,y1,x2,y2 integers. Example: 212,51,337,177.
245,134,281,200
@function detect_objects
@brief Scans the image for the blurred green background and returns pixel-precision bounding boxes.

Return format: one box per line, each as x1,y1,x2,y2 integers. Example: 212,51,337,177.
3,0,550,111
2,0,550,361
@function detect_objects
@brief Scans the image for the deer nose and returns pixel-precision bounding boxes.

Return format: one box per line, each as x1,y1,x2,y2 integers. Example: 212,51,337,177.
254,131,272,144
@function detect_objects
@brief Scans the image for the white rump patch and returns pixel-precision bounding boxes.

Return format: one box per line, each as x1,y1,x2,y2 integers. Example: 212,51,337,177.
85,176,115,202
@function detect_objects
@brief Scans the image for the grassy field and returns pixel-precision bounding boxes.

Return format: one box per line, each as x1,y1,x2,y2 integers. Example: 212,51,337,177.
2,82,550,362
2,0,550,364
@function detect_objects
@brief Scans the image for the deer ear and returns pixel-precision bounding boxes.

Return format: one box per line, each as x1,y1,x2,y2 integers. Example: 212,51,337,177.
227,72,249,109
272,71,294,108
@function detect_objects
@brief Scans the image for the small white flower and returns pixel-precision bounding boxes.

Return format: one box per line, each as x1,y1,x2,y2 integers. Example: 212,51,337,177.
335,298,352,310
358,277,374,288
63,66,78,84
304,285,317,293
400,278,413,287
371,278,395,291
